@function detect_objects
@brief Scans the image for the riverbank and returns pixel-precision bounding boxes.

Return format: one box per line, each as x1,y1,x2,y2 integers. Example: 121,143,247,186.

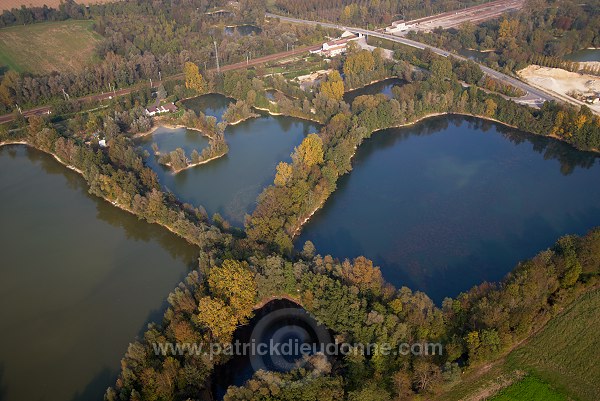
0,140,211,248
164,150,228,174
224,112,260,126
290,110,600,238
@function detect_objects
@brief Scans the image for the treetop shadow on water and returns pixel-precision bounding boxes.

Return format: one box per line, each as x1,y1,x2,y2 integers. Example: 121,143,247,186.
297,115,600,304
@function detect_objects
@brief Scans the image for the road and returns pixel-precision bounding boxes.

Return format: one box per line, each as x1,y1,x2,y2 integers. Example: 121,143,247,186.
0,43,321,124
402,0,524,32
267,12,558,107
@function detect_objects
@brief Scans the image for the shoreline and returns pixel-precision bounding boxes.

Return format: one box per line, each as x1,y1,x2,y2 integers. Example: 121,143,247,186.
224,113,260,126
164,151,227,174
0,141,204,248
289,111,600,238
5,109,597,246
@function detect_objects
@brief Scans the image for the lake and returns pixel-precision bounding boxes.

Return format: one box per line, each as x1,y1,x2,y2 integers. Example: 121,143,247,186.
138,95,319,226
0,145,198,401
297,116,600,303
565,49,600,62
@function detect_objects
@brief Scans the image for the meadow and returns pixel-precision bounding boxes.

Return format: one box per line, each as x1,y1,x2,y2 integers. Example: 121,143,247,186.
507,289,600,401
437,289,600,401
489,376,568,401
0,20,101,74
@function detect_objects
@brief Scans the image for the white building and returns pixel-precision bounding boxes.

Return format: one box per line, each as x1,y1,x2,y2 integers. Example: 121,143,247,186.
385,20,413,34
312,31,363,57
145,103,178,116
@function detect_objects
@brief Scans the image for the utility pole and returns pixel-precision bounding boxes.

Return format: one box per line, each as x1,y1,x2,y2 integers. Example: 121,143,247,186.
214,41,220,73
150,78,153,88
246,52,249,65
159,71,162,81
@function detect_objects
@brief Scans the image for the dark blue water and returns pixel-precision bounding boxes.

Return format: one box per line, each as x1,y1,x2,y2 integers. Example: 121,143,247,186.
298,116,600,303
344,77,405,105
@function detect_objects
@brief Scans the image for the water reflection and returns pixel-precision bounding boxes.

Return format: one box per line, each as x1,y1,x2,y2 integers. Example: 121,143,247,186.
139,94,319,225
343,77,406,105
0,146,198,401
298,116,600,303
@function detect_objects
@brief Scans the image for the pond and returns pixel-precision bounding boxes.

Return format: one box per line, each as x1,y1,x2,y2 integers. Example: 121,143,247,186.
0,145,198,401
224,24,262,36
138,94,319,226
297,116,600,303
458,48,492,62
343,77,405,105
564,49,600,62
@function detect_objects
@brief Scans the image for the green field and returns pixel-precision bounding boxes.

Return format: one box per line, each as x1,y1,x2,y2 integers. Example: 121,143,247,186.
438,289,600,401
489,376,568,401
507,289,600,401
0,20,101,74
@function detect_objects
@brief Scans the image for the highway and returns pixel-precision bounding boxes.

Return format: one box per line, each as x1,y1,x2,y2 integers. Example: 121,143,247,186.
266,12,558,107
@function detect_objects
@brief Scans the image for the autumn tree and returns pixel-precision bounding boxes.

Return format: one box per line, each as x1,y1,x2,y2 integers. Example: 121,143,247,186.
207,259,257,321
343,49,375,76
484,98,497,118
341,256,385,295
197,296,239,343
274,161,293,187
294,133,324,167
184,62,207,94
320,70,345,101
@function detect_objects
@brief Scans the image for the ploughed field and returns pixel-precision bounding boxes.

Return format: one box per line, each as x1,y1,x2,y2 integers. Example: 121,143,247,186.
0,0,116,11
0,20,101,74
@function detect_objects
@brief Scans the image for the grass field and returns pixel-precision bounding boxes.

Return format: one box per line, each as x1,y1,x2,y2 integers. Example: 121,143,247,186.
489,376,568,401
437,289,600,401
0,20,101,74
1,0,115,12
507,289,600,401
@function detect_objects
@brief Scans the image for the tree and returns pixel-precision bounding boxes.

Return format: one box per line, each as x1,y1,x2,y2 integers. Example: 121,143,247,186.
197,296,239,343
184,62,207,94
484,98,497,118
341,256,384,294
294,133,324,167
320,71,345,101
208,260,257,321
430,58,453,83
274,161,293,187
156,84,167,100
